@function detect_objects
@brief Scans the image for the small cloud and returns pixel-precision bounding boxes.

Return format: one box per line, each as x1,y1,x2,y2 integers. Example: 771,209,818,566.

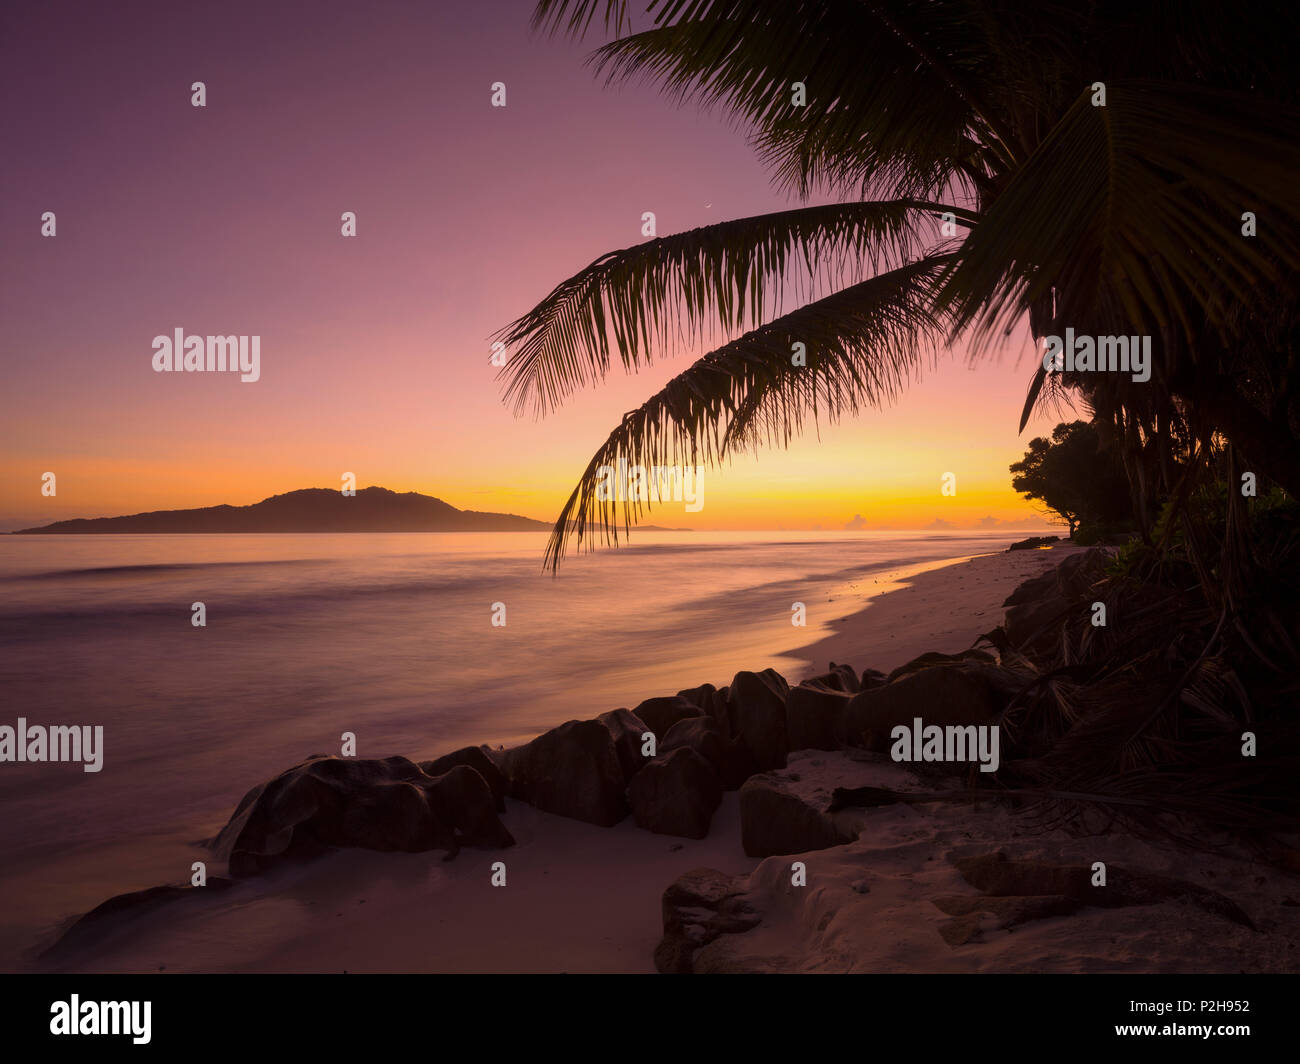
926,517,955,530
977,515,1000,528
844,514,867,531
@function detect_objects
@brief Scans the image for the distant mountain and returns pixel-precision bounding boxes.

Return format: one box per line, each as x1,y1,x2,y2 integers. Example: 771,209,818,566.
14,487,559,534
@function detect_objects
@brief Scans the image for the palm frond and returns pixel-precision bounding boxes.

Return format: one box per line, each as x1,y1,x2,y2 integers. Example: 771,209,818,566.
938,80,1300,356
588,9,985,200
541,254,954,568
494,200,969,417
531,0,632,38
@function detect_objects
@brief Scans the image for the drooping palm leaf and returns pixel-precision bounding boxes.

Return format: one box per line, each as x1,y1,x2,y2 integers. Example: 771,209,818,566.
541,254,953,568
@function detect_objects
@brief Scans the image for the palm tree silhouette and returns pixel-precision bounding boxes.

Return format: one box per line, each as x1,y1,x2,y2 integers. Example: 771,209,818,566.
496,0,1300,570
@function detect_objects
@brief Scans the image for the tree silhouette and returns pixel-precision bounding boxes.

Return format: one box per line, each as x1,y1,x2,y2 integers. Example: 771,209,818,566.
1010,421,1133,538
498,0,1299,569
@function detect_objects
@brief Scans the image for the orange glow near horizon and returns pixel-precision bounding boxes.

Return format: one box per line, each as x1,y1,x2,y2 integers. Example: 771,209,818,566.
0,343,1069,533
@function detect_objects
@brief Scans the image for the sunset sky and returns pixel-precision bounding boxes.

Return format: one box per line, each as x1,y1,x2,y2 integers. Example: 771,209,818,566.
0,0,1070,533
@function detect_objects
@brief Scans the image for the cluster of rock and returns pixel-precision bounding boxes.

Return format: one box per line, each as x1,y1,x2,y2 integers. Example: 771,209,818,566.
492,646,1032,851
188,639,1028,885
213,749,515,877
1006,534,1060,551
45,749,524,959
1001,546,1110,656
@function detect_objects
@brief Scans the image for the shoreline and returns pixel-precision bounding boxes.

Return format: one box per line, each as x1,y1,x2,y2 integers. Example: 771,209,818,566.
0,530,1050,970
787,544,1080,678
23,540,1081,973
29,540,1295,975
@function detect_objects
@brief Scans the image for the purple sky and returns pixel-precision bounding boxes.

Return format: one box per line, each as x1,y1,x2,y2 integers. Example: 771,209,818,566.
0,0,1062,532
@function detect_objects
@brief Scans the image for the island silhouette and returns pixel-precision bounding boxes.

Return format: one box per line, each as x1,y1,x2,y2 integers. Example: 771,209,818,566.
14,486,685,534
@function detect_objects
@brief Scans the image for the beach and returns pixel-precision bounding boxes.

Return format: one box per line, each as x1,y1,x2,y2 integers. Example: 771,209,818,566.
26,540,1300,974
0,528,1043,966
24,541,1091,973
786,545,1079,676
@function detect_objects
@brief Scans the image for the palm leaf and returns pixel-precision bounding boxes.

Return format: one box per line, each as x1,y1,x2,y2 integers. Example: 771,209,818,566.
541,254,953,569
532,0,632,37
588,9,986,200
494,200,971,416
939,80,1300,356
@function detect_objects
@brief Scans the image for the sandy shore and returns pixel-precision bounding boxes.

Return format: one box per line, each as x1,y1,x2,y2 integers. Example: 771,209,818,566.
789,544,1080,679
43,541,1225,975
